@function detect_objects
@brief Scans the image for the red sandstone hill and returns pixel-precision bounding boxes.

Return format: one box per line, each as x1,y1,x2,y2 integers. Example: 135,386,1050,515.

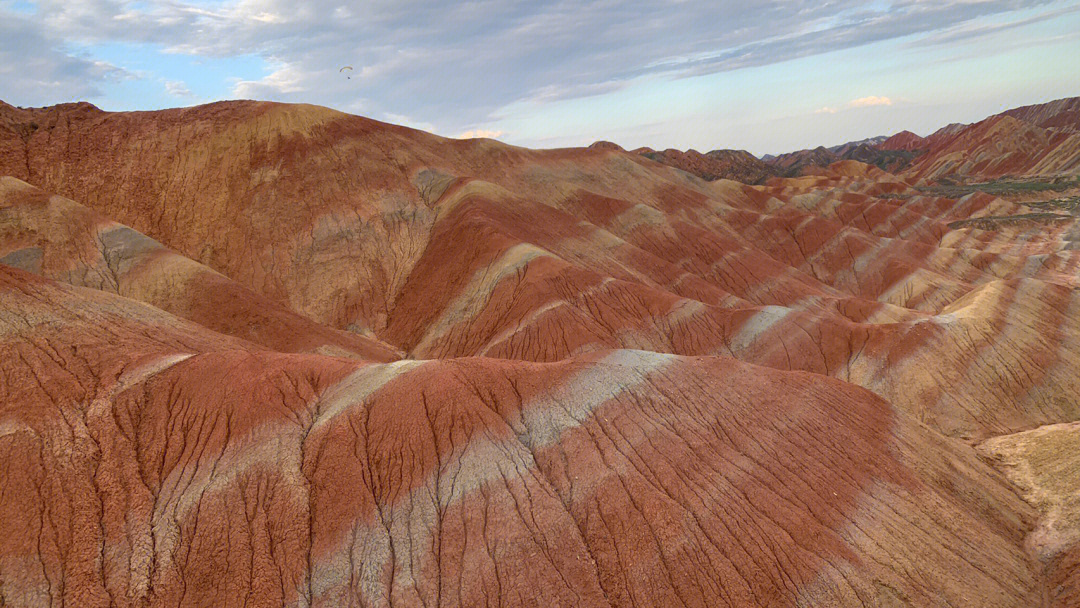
1003,96,1080,132
766,141,918,177
879,130,928,151
755,96,1080,182
905,114,1080,182
888,96,1080,182
0,176,399,360
828,135,889,155
613,97,1080,183
2,98,1080,607
764,145,838,176
632,146,777,184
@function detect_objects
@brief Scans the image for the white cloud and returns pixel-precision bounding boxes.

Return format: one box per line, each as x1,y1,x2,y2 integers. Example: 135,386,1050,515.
382,112,437,134
0,0,1059,136
0,10,127,105
457,129,505,139
232,61,307,97
848,96,893,108
164,79,195,98
814,96,893,115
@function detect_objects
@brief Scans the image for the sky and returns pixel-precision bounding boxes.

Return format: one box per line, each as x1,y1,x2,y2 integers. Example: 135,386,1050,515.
2,0,1078,155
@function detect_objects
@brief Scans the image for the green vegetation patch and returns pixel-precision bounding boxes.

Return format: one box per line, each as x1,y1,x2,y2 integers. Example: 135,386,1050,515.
920,176,1080,198
947,212,1075,231
1026,195,1080,213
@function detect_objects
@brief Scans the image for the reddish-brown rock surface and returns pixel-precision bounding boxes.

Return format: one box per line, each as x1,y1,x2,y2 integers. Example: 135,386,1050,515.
906,113,1080,182
749,97,1080,182
0,176,399,360
896,97,1080,182
2,97,1080,606
633,147,777,184
878,130,927,152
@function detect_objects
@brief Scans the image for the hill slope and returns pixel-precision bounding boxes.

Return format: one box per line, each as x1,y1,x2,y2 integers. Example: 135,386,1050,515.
633,147,778,184
2,98,1080,606
906,113,1080,182
0,264,1045,607
0,175,399,359
758,96,1080,182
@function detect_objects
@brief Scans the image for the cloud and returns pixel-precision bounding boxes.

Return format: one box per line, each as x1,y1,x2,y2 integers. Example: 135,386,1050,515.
457,129,505,139
0,9,127,105
164,79,195,98
232,61,307,97
814,96,893,114
848,96,893,108
381,112,437,134
913,2,1080,47
0,0,1060,133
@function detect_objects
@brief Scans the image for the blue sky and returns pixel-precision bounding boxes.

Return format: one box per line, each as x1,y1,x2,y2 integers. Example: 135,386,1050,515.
2,0,1078,155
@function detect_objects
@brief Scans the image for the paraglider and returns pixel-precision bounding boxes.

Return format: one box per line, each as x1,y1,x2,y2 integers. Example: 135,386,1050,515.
340,66,353,79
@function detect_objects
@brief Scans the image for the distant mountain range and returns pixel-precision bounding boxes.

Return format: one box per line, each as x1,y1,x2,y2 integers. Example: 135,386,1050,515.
628,96,1080,184
629,146,778,184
